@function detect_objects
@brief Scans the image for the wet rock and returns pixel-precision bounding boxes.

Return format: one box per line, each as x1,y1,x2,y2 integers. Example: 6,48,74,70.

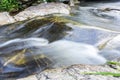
102,35,120,50
0,16,73,42
0,36,106,78
0,15,119,44
100,49,120,61
70,2,120,32
0,3,70,25
99,35,120,61
0,1,120,80
0,15,120,79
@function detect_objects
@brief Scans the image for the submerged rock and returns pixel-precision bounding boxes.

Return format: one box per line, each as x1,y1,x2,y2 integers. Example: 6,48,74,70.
0,1,120,79
69,2,120,32
0,15,120,79
102,35,120,50
0,38,48,54
99,35,120,61
0,38,106,78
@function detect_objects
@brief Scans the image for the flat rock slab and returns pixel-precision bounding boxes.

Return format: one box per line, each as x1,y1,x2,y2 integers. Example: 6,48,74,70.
0,12,15,25
0,3,70,25
18,64,120,80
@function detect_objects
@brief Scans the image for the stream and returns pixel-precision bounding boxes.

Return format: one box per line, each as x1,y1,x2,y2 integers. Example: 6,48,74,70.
0,0,120,79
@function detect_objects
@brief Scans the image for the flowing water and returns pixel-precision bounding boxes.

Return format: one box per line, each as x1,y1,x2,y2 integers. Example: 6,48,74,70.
0,0,120,79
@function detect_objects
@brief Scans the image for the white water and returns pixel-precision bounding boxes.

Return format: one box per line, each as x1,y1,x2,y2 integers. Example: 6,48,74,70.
0,38,106,67
0,38,48,53
40,40,107,67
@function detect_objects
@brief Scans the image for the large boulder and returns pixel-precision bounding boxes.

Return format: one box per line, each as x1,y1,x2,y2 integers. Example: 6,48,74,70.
18,64,120,80
0,3,70,25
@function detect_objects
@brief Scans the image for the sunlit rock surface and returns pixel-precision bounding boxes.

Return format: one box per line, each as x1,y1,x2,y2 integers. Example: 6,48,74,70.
13,3,70,21
18,65,120,80
0,12,15,25
36,65,120,80
0,3,70,25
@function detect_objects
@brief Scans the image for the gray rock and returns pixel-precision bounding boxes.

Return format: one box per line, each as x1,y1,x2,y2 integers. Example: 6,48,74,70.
17,64,120,80
13,3,70,21
35,64,120,80
0,3,70,25
0,12,15,25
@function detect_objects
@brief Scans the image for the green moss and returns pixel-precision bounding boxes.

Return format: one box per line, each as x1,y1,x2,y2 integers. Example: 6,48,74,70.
82,61,120,77
0,0,21,12
107,61,120,66
107,61,120,71
82,72,120,77
0,0,57,12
